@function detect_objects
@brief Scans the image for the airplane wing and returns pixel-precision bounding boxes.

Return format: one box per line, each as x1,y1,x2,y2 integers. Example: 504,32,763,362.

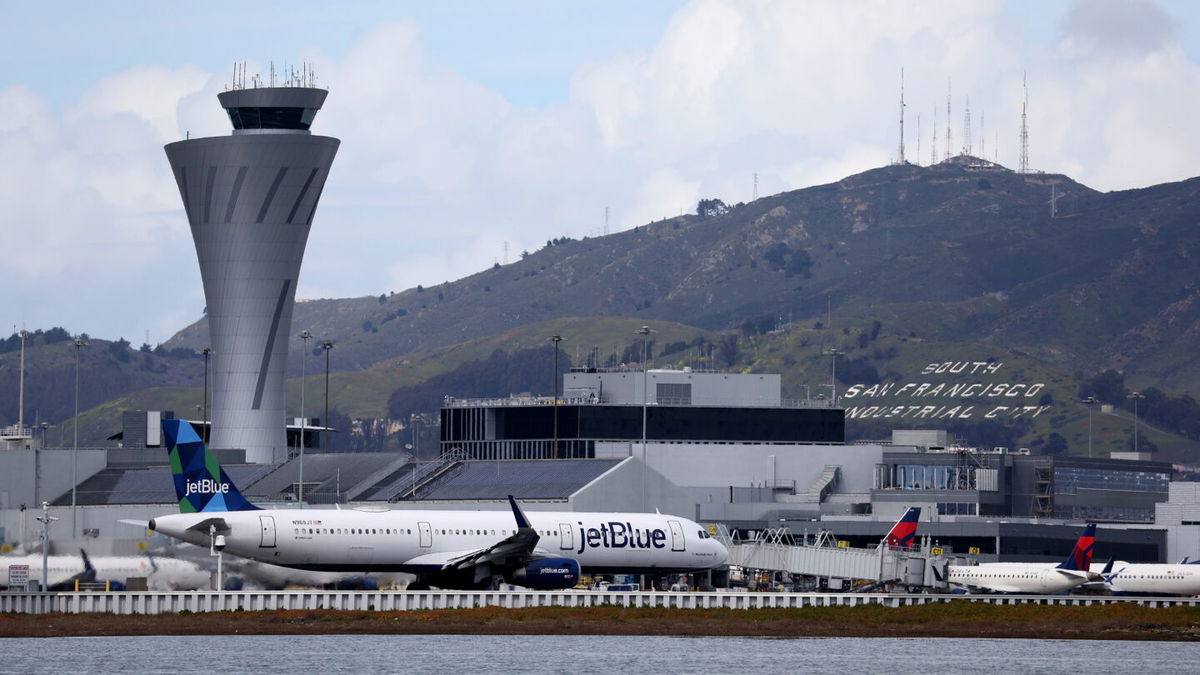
404,496,543,586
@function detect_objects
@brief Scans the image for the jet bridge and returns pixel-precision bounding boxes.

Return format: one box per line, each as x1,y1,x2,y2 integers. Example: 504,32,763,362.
713,525,956,591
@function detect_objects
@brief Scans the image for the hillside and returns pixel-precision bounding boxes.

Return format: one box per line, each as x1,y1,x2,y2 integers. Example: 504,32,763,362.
162,158,1200,394
9,158,1200,461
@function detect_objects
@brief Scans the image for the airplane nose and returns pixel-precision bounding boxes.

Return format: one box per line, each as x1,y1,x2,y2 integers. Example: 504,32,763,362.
713,541,730,565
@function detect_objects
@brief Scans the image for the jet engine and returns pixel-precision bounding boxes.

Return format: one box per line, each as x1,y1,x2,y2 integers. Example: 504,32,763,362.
508,558,581,590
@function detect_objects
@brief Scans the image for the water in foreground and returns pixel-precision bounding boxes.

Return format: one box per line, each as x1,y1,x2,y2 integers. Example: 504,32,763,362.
1,634,1197,674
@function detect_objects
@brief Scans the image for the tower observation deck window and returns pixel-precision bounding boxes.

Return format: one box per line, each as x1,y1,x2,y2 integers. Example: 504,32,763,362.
227,107,318,130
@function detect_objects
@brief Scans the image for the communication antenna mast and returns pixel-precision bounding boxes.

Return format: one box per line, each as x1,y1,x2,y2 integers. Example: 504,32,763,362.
896,67,906,164
1019,71,1030,174
604,207,610,236
753,173,759,200
931,104,937,164
916,113,921,166
962,96,972,156
980,113,986,160
503,241,509,265
945,78,952,162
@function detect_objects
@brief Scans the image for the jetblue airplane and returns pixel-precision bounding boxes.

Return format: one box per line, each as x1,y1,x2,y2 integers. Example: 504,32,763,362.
150,420,728,590
934,524,1099,593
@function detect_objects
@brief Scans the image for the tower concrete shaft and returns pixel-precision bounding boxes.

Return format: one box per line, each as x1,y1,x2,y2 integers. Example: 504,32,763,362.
166,86,339,463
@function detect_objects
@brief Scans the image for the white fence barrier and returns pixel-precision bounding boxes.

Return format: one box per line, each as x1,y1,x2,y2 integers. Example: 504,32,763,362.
1,590,1196,615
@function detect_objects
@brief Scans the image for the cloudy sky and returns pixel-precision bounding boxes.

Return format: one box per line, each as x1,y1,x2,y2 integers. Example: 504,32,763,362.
3,0,1199,344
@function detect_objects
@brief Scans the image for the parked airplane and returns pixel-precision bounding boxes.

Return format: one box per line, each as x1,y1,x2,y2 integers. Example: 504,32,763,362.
1091,558,1200,596
933,524,1098,593
149,420,728,590
882,507,921,550
0,551,209,591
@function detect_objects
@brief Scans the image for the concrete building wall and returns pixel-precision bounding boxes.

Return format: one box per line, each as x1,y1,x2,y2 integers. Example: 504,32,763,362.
569,457,695,517
165,88,339,463
0,450,106,511
564,370,782,407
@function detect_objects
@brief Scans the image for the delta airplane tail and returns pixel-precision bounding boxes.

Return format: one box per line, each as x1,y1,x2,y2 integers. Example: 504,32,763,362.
883,507,921,550
1055,523,1096,571
163,419,259,513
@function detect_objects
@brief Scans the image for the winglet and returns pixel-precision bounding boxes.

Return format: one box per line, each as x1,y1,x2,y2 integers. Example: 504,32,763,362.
930,563,944,583
507,495,531,529
80,549,94,574
1100,556,1114,575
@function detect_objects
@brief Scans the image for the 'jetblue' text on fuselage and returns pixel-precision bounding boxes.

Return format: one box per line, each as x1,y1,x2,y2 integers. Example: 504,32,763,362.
576,521,667,554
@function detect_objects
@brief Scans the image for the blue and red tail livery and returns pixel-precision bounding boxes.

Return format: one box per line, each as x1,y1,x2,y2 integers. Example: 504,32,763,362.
1056,523,1096,571
163,419,259,513
883,507,921,550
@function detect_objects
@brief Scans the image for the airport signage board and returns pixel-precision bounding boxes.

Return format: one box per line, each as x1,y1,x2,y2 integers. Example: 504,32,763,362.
8,565,29,588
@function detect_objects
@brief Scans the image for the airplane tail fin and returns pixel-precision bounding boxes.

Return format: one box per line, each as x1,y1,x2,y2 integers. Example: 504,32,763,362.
163,419,259,513
883,507,921,550
1056,523,1096,571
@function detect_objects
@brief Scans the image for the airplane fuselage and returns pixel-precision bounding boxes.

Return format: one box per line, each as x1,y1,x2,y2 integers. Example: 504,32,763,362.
151,507,727,577
1095,563,1200,596
945,564,1090,594
0,554,209,591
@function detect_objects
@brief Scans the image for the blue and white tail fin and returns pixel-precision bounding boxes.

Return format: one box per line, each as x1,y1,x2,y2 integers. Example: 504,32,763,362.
162,419,259,513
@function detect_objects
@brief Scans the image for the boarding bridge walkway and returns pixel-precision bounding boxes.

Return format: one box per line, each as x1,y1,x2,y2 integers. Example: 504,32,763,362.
716,526,938,588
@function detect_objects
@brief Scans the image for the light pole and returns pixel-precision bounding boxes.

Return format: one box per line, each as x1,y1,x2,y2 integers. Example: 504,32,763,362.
322,340,334,455
34,423,45,509
201,347,212,443
551,334,563,459
828,348,842,404
636,325,654,511
71,337,87,537
1082,396,1097,458
298,330,312,506
1128,391,1145,453
36,501,57,592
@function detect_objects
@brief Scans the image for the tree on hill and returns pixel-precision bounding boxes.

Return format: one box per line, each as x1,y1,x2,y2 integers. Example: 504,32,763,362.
697,198,728,217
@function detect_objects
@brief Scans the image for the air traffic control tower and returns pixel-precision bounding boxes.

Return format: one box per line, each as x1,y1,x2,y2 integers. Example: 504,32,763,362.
165,82,339,463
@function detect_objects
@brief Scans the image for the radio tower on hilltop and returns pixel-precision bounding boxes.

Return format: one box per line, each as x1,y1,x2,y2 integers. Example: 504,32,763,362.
931,104,938,164
1019,71,1030,173
896,67,906,164
945,78,953,162
962,96,972,156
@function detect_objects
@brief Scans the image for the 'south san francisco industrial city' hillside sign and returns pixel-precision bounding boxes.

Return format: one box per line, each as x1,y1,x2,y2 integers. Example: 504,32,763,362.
842,360,1049,420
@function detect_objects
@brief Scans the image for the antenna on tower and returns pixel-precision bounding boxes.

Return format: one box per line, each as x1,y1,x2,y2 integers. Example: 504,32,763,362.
962,96,972,156
1019,71,1030,174
896,67,906,164
604,207,610,236
503,241,509,265
916,112,922,166
945,78,953,162
931,104,938,164
980,112,986,160
753,173,759,200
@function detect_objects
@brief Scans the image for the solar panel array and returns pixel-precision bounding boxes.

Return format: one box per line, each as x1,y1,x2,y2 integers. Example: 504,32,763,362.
58,464,276,505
